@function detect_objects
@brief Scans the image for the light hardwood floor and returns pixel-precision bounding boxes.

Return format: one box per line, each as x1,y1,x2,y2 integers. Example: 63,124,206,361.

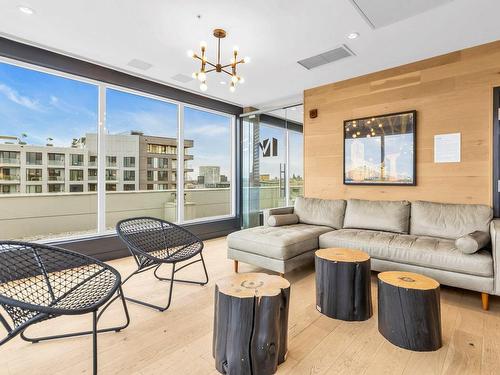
0,237,499,374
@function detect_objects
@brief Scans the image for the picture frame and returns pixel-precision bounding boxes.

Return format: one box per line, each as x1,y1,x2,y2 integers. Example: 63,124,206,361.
343,110,416,186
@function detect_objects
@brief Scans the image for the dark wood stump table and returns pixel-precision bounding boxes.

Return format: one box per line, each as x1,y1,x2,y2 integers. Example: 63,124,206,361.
315,248,372,321
213,273,290,375
378,271,442,351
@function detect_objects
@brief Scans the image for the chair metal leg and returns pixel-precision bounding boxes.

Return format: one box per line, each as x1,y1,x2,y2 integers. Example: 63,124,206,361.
92,310,98,375
124,263,176,312
153,252,209,286
123,252,209,312
20,286,130,344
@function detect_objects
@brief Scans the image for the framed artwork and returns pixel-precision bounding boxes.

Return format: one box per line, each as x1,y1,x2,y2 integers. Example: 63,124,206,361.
343,110,416,185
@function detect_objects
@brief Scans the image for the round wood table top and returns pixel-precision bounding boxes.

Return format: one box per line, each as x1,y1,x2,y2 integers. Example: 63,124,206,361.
216,272,290,298
378,271,439,291
315,248,370,263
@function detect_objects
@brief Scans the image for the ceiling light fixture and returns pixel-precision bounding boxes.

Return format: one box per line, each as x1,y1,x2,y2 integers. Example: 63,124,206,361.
347,32,360,39
18,5,35,15
188,28,249,92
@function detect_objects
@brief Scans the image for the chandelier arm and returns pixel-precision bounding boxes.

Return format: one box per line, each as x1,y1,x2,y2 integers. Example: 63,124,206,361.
221,69,233,76
205,68,217,73
205,60,217,69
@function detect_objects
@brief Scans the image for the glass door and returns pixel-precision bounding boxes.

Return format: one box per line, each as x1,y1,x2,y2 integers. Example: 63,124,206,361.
242,104,303,228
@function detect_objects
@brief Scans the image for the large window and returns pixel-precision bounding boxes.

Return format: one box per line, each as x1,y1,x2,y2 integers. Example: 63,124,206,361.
0,60,98,239
183,107,233,221
0,60,236,241
105,88,178,227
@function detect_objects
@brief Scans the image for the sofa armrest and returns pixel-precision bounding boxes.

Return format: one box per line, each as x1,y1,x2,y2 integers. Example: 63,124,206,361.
489,219,500,294
263,206,294,226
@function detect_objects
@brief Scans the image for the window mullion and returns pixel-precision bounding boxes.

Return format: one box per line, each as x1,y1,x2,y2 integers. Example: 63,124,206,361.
177,104,185,223
97,85,106,233
285,128,290,206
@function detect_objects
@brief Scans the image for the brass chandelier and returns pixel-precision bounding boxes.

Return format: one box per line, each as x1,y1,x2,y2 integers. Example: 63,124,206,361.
187,28,250,92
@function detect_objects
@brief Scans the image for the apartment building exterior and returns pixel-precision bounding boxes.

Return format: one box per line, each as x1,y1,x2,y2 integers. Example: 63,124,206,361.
0,132,193,194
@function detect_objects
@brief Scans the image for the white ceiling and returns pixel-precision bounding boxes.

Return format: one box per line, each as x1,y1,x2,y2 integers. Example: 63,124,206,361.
0,0,499,109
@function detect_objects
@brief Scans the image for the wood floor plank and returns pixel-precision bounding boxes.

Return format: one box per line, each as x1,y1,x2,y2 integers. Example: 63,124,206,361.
0,236,498,375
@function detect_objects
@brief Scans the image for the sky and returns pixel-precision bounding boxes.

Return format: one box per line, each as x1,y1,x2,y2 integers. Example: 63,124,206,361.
345,133,414,180
0,61,232,179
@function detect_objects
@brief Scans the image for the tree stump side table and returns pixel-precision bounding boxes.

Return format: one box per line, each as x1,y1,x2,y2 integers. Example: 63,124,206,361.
213,273,290,375
315,248,372,321
378,271,442,351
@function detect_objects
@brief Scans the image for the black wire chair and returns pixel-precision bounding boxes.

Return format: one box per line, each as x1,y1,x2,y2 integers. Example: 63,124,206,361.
116,217,209,312
0,241,130,375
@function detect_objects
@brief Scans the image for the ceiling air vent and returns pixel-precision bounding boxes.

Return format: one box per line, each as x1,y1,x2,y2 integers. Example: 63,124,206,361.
127,59,153,71
297,44,355,70
171,74,194,83
349,0,454,29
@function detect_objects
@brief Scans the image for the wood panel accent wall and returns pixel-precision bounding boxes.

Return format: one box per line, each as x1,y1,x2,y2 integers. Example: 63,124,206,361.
304,41,500,205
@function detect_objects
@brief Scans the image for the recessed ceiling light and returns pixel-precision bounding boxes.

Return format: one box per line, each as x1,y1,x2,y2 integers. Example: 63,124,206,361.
18,5,35,15
347,32,360,39
220,81,227,85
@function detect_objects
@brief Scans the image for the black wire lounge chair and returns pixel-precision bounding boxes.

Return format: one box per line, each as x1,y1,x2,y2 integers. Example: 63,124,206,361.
116,217,208,312
0,241,130,375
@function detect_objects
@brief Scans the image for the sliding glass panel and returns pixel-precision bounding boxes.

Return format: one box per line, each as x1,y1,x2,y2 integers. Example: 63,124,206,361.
0,61,98,240
183,107,232,221
287,105,304,205
242,106,304,228
258,122,287,209
105,88,178,229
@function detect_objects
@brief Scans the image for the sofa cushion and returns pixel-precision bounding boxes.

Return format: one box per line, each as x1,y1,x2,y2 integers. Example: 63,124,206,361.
227,224,333,261
293,197,346,229
319,229,493,277
267,213,299,227
410,201,493,240
343,199,410,234
455,231,490,254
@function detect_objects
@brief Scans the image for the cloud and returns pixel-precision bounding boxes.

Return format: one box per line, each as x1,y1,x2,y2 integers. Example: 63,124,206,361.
186,124,229,136
0,83,42,111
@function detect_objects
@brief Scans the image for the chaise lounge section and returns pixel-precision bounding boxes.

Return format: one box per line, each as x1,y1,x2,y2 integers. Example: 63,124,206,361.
227,197,498,309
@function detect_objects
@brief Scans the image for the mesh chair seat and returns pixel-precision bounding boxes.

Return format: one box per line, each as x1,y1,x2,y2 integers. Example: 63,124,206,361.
0,241,129,374
0,242,121,331
116,217,208,312
117,217,204,267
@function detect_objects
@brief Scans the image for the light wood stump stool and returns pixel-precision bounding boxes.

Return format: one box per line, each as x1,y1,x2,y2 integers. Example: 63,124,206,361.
378,271,442,351
315,248,372,321
213,273,290,375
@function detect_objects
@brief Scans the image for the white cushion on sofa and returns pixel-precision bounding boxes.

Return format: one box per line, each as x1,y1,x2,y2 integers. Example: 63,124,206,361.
227,224,333,261
343,199,410,234
318,229,493,277
293,197,346,229
410,201,493,240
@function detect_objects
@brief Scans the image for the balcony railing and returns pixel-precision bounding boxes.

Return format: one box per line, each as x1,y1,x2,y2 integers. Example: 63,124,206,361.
0,175,20,181
48,176,65,182
48,160,65,166
26,160,43,166
0,158,20,165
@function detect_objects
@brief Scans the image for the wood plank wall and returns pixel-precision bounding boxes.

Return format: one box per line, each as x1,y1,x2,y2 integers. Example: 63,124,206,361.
303,41,500,205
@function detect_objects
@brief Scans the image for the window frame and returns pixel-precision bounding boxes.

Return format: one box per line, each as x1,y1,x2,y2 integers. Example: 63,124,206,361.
0,56,237,242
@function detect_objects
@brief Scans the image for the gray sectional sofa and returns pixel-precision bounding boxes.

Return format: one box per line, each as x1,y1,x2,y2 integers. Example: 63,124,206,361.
227,197,499,309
